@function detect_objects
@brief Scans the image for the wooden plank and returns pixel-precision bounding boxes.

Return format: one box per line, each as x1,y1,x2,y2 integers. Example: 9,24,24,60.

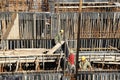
0,52,63,58
55,2,110,4
79,55,120,62
0,48,64,58
0,60,56,64
72,47,118,51
55,5,117,9
47,41,65,54
93,62,120,65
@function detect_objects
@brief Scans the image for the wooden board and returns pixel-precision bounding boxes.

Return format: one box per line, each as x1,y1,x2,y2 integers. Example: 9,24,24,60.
0,48,49,57
93,62,120,65
55,5,117,9
47,41,64,54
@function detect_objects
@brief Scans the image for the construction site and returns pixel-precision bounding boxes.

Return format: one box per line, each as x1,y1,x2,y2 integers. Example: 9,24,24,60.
0,0,120,80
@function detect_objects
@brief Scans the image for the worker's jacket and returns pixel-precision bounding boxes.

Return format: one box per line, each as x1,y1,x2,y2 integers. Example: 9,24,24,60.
54,33,63,44
79,60,92,70
68,53,75,65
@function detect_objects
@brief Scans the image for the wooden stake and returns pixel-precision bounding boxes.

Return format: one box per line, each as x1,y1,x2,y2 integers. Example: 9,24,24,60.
79,0,82,12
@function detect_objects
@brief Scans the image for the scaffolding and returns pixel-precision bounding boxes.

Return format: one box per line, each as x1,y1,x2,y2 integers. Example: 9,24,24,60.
0,1,119,80
0,0,120,12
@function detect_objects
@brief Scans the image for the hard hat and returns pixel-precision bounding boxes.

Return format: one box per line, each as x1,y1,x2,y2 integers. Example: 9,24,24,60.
81,56,86,61
60,29,64,33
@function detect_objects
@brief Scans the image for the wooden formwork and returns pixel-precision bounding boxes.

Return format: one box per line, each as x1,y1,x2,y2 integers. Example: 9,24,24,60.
0,48,64,72
54,2,120,12
0,1,120,12
0,0,49,12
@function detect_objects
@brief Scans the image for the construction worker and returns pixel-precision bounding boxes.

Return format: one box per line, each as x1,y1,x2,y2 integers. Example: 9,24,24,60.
52,29,69,57
79,56,92,70
54,29,64,44
67,49,75,74
52,29,64,47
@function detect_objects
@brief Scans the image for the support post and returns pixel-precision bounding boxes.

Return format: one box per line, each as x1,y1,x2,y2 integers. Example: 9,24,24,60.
15,60,19,72
35,57,40,71
76,13,81,80
79,0,82,12
33,13,36,39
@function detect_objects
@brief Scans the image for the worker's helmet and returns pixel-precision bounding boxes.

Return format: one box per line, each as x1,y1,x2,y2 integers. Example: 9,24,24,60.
60,29,64,33
81,56,86,61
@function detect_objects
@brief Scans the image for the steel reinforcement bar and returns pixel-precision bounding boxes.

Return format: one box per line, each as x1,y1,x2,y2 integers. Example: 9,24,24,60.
77,70,120,80
0,71,63,80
